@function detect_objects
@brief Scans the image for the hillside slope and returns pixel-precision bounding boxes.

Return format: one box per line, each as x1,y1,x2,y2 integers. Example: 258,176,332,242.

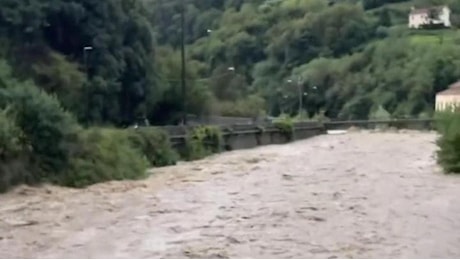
147,0,460,120
1,0,460,125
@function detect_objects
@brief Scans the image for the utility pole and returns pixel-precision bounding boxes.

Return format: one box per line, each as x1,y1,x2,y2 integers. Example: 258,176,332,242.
180,0,187,125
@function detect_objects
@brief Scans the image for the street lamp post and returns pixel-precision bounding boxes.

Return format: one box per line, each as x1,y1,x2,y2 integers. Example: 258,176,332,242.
83,46,93,74
83,46,93,124
206,29,213,73
297,77,303,116
287,77,304,116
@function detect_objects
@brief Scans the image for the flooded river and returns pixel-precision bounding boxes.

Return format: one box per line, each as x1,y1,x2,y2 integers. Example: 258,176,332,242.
1,131,460,258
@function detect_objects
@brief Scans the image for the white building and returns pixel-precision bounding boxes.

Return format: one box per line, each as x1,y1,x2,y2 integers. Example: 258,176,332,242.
409,5,451,29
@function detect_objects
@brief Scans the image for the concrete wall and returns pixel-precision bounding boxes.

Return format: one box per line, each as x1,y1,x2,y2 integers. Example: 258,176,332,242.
222,122,326,151
166,122,325,152
324,119,434,131
164,119,432,155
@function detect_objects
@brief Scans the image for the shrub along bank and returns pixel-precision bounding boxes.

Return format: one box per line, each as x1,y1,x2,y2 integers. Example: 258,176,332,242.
435,110,460,174
0,111,220,192
0,63,198,192
0,77,228,192
182,126,224,161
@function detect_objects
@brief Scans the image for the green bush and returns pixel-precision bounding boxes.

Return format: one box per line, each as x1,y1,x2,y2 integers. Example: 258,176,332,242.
0,83,153,189
183,126,223,160
59,128,149,188
0,108,23,160
126,127,178,167
214,94,266,118
0,108,29,192
273,116,294,141
0,65,84,189
369,105,391,120
369,105,391,129
0,61,177,191
312,110,331,123
0,79,81,180
435,110,460,174
293,110,310,121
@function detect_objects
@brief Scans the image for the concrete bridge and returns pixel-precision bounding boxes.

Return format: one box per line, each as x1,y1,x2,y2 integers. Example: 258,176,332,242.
1,128,460,258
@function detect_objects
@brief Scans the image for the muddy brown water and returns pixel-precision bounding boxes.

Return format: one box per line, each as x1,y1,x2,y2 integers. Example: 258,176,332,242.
1,131,460,258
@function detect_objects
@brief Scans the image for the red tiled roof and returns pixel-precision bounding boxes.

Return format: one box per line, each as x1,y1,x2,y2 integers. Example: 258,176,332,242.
450,81,460,89
410,6,445,15
437,81,460,96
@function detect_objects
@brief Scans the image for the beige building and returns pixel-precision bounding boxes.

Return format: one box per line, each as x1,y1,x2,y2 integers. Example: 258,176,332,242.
409,5,451,29
436,81,460,112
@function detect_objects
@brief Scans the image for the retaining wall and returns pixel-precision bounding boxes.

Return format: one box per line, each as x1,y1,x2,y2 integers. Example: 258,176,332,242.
165,121,326,151
324,119,434,131
163,118,434,152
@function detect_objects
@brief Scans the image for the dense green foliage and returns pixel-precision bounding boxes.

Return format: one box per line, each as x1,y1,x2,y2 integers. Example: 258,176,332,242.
126,128,179,167
183,126,224,160
273,116,295,141
0,108,29,191
61,128,149,188
0,60,81,188
0,61,180,191
145,0,460,121
2,0,460,188
1,0,460,125
435,110,460,174
0,0,158,126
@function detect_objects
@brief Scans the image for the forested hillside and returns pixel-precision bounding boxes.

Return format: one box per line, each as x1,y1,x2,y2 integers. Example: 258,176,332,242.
1,0,460,127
